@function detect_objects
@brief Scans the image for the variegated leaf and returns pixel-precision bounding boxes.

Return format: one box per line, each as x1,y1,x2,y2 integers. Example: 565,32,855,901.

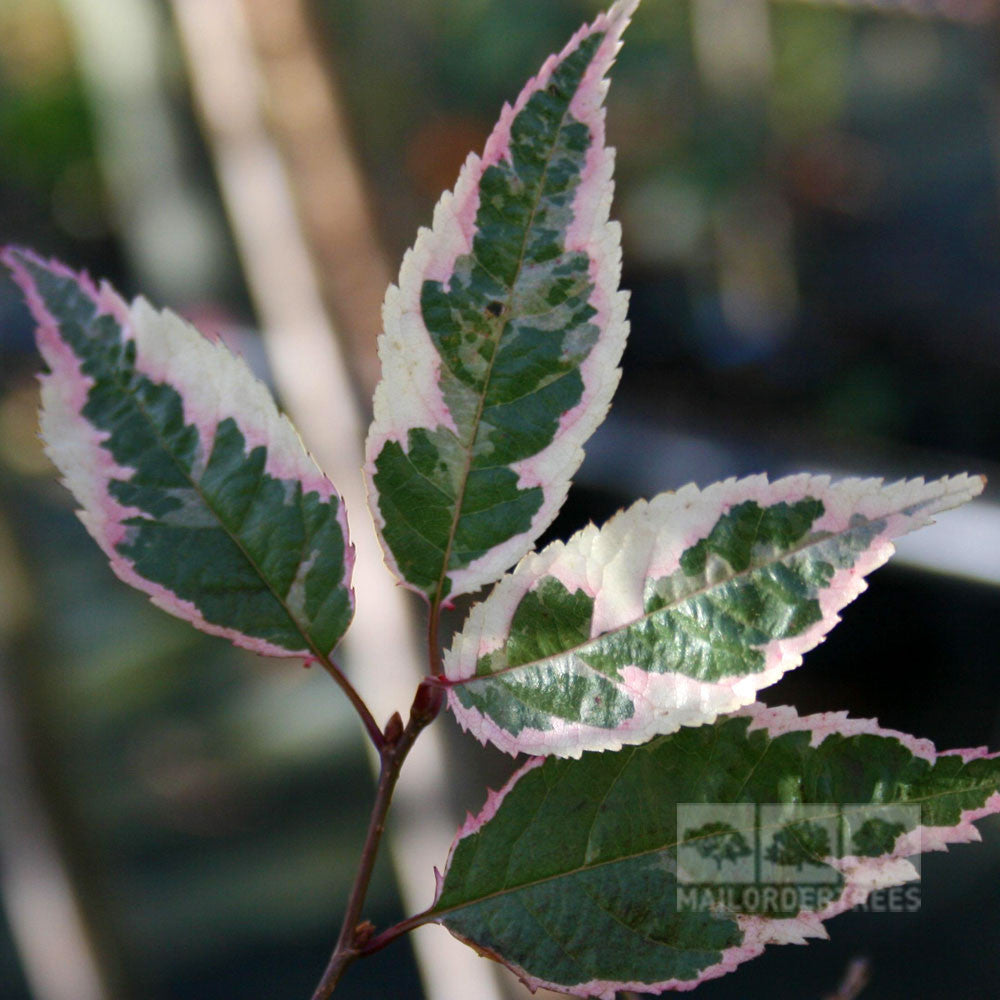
445,473,983,757
4,248,354,659
431,703,1000,998
364,1,635,606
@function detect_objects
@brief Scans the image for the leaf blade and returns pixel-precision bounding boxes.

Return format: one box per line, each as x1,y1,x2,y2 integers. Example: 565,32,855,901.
432,704,1000,998
365,0,636,604
5,248,354,659
445,472,984,756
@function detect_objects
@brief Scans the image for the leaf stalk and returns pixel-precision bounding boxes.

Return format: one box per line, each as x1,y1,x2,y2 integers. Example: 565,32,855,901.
316,655,386,750
427,599,444,676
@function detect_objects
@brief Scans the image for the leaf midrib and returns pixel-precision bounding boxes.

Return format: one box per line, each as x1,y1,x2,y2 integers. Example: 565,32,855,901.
429,769,998,920
85,306,333,659
430,85,580,610
452,519,870,688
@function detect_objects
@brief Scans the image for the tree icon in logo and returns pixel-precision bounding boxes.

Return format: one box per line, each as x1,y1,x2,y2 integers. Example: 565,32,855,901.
685,821,753,871
765,819,832,870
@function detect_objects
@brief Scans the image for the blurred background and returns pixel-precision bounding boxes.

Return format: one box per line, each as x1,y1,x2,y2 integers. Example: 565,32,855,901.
1,0,1000,998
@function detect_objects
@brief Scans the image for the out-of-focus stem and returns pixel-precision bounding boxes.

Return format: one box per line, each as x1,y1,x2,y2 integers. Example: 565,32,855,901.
822,957,870,1000
169,2,508,996
57,0,228,303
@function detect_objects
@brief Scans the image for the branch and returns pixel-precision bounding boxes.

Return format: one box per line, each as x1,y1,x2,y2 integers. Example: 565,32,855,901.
308,680,444,999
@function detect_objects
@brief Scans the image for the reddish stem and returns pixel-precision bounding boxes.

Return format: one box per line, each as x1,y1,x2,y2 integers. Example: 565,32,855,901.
316,655,385,750
357,908,435,959
427,598,444,676
308,680,444,999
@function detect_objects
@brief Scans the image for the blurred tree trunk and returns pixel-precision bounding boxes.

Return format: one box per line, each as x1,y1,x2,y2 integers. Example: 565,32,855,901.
169,1,510,996
240,0,391,401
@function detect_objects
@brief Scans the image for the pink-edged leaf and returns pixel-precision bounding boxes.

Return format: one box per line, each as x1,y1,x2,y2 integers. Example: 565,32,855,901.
364,1,636,606
430,703,1000,998
4,248,354,658
445,472,983,757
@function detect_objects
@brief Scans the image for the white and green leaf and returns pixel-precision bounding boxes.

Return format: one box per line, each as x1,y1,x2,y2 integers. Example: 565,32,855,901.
445,473,983,757
4,248,354,659
364,1,635,606
431,703,1000,998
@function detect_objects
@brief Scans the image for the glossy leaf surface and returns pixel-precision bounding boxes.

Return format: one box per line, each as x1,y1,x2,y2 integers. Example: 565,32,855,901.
445,473,983,756
365,1,635,605
4,248,354,659
432,704,1000,998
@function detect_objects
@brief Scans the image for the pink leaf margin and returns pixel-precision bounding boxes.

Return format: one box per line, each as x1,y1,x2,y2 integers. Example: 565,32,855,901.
364,0,637,600
3,247,354,658
434,702,1000,998
444,472,985,758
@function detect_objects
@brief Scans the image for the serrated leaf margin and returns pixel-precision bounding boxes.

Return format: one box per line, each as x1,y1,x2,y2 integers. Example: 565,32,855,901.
432,702,1000,998
444,472,984,757
363,0,637,603
5,247,355,658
